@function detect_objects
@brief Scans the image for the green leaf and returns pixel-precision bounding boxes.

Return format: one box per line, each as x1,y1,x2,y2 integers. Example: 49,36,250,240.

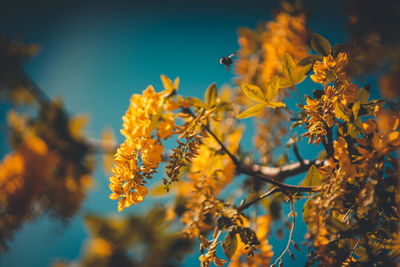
161,75,174,93
298,55,323,67
311,33,331,56
265,76,280,102
358,86,370,105
205,83,218,108
295,64,312,84
278,77,292,88
302,165,323,187
348,117,362,138
241,83,266,103
223,232,237,260
237,103,267,119
347,123,360,139
282,53,297,83
350,84,370,118
335,102,350,121
265,101,286,108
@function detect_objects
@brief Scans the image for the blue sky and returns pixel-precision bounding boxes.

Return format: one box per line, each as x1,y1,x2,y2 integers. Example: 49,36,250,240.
0,1,356,266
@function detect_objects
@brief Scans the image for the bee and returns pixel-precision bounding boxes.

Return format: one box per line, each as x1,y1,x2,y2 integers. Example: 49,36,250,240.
219,51,237,71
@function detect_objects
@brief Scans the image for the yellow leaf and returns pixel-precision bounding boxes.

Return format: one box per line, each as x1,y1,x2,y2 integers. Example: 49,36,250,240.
185,96,206,109
352,87,370,118
237,103,267,119
335,102,350,121
205,83,218,108
282,53,296,84
352,102,360,119
358,87,370,103
266,76,280,102
295,64,312,84
241,83,266,103
302,165,323,187
161,75,174,93
348,122,360,139
278,77,292,88
174,77,180,89
266,101,286,108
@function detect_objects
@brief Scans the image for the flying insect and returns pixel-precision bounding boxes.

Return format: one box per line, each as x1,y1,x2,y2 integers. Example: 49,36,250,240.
219,51,237,71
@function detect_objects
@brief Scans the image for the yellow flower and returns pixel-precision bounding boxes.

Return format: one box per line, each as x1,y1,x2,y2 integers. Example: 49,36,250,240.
334,137,357,180
311,52,349,84
236,12,308,88
109,86,168,211
157,114,175,139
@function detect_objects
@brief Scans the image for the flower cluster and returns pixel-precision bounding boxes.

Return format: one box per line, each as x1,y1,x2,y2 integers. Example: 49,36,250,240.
237,12,308,87
303,104,400,265
310,52,348,84
109,86,171,211
303,52,359,145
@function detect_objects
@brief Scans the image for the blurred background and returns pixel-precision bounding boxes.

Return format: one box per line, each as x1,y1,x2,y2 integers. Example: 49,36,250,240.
0,0,399,266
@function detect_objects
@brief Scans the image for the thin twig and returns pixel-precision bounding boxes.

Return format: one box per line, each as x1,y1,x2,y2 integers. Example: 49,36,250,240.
283,106,300,119
272,196,296,267
238,187,280,212
202,122,241,167
292,142,304,165
293,85,304,107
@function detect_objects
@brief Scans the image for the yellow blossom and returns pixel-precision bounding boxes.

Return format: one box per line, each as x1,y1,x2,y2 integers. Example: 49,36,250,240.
109,86,168,211
311,52,349,84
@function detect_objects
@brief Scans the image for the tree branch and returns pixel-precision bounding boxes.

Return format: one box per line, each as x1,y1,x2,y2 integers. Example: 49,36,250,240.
201,123,322,193
248,159,325,182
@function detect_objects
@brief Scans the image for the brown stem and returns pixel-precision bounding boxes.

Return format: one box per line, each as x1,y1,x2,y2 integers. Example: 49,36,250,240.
292,142,304,165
